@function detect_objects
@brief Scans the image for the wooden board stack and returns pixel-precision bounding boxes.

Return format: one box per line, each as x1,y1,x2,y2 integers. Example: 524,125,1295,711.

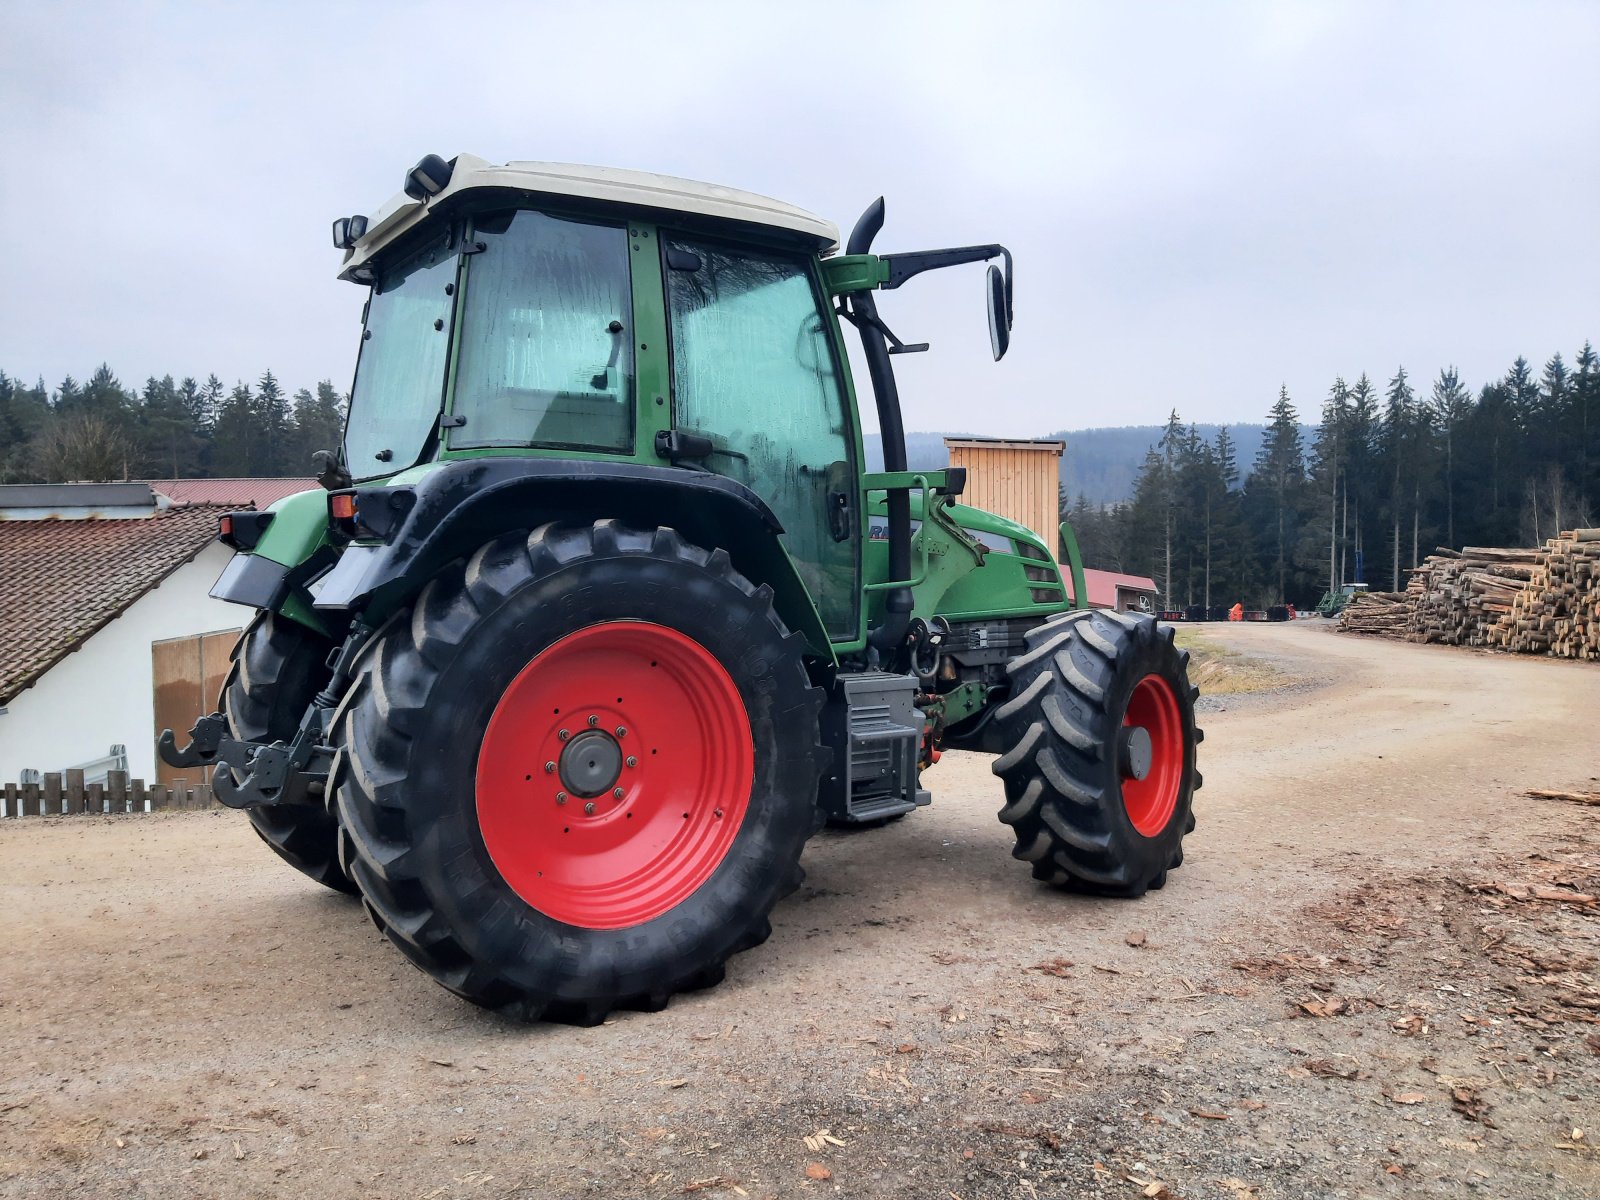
1337,528,1600,661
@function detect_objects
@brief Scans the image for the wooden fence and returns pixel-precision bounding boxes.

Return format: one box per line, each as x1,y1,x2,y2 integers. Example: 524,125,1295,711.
1,770,221,818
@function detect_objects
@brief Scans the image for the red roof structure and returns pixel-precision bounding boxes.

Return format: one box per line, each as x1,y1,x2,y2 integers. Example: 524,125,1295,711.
1081,568,1159,609
144,478,315,509
0,504,228,704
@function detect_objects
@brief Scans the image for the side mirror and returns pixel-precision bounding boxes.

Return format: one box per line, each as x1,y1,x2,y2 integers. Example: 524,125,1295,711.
987,264,1011,361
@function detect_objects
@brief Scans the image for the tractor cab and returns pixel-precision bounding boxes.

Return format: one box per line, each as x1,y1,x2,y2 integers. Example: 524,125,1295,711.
320,154,1034,656
167,155,1201,1025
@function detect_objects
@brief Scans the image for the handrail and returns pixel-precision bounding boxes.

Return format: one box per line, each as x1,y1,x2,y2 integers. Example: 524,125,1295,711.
863,473,934,592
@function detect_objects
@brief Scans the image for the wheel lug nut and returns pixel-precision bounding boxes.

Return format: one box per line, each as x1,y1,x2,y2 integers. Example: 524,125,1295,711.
587,715,598,727
615,726,626,738
583,802,596,815
613,787,625,800
556,792,567,805
544,761,556,773
625,755,637,768
558,729,570,742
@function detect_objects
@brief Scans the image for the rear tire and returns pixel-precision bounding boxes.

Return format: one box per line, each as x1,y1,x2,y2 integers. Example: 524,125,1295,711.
992,609,1200,896
332,521,827,1023
223,612,357,895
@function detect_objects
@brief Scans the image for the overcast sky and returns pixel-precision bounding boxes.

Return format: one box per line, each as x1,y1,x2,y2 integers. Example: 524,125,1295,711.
2,1,1595,436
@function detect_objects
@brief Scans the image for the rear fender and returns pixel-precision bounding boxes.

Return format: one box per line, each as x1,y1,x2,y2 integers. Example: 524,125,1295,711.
312,458,835,662
209,489,338,638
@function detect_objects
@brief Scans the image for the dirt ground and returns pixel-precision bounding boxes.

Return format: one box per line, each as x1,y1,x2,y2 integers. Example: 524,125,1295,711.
2,621,1598,1200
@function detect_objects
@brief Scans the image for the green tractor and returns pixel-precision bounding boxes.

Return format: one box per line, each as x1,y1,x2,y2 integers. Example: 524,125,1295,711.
1315,581,1369,617
163,155,1201,1023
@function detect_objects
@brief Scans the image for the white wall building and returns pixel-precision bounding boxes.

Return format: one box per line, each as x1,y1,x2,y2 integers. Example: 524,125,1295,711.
0,480,311,783
0,543,243,780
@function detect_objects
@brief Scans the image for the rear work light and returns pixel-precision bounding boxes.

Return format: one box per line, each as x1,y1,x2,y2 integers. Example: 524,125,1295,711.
217,510,274,551
328,488,415,542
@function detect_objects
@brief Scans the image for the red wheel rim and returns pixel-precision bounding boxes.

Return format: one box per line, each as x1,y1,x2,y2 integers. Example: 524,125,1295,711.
1120,674,1183,837
475,621,753,930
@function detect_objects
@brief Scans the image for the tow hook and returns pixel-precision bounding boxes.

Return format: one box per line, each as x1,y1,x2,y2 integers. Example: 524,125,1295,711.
211,734,333,810
158,711,331,810
157,711,229,768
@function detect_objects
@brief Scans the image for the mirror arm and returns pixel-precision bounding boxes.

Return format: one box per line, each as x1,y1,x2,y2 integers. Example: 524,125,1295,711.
880,244,1011,290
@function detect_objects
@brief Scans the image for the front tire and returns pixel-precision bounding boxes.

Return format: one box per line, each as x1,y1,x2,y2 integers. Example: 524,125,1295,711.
992,609,1201,896
332,521,826,1023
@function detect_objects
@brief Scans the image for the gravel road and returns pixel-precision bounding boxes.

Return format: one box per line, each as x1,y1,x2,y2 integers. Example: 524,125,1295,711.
2,620,1597,1200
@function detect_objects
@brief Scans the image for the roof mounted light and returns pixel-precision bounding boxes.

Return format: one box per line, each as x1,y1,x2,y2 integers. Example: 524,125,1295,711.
331,214,369,250
403,154,454,200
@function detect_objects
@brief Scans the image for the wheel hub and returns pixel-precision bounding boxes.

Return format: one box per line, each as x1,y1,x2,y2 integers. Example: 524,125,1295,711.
559,729,622,799
1119,725,1153,782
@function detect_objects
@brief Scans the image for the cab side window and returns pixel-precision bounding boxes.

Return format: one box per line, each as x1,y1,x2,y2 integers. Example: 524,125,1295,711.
665,238,859,638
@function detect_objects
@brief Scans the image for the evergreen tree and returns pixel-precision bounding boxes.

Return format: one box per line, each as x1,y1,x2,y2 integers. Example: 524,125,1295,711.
1246,386,1305,603
1537,352,1575,533
1155,408,1184,602
211,381,259,475
1308,378,1349,593
1460,380,1517,543
1380,366,1423,589
78,364,128,416
1177,426,1225,608
287,382,346,473
1574,341,1599,517
1208,426,1246,605
1340,374,1379,583
254,369,291,474
1428,366,1472,546
1063,492,1130,577
138,374,198,478
198,374,225,431
1125,446,1171,595
0,372,50,482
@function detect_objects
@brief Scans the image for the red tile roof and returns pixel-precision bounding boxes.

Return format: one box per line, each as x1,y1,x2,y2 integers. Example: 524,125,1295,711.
1082,568,1159,608
144,478,316,509
0,505,228,704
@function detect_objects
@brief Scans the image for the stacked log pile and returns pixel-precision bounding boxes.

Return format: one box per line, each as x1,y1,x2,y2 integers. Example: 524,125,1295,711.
1407,546,1540,647
1337,590,1410,635
1485,529,1599,659
1337,529,1600,661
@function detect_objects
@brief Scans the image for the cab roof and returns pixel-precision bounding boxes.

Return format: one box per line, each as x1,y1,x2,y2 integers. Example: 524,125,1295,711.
338,154,839,281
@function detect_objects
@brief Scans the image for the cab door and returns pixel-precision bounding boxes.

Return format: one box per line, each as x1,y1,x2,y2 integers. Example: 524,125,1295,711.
663,235,860,640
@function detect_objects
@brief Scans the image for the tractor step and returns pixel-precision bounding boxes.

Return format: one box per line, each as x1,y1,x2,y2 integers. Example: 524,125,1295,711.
820,671,930,825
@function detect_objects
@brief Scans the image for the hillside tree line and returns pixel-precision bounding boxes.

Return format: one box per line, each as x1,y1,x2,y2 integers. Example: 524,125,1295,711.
0,365,348,484
6,346,1598,613
1066,342,1600,608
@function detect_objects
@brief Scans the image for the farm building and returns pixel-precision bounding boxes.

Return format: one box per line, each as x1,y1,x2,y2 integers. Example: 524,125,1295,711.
0,479,310,784
1080,568,1159,613
943,437,1065,557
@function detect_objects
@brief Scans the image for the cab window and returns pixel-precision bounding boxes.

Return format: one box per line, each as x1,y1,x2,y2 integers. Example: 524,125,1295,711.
665,237,859,638
450,210,634,452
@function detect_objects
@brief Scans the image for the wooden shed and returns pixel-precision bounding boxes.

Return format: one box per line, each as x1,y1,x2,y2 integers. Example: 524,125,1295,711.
943,437,1065,557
